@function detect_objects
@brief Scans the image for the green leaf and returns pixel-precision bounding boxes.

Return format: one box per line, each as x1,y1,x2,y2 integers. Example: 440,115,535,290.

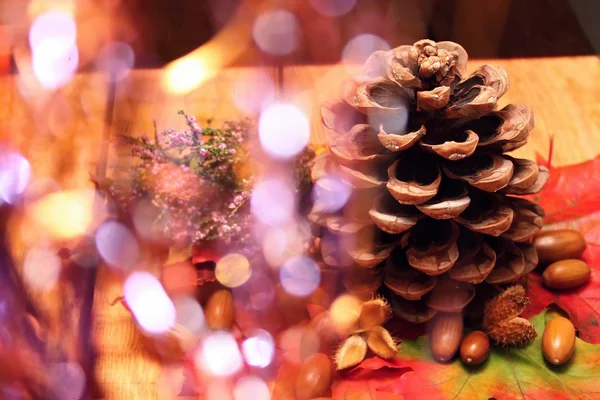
390,309,600,400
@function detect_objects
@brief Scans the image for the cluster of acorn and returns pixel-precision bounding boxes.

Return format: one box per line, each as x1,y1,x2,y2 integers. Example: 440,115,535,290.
534,228,589,366
428,228,589,366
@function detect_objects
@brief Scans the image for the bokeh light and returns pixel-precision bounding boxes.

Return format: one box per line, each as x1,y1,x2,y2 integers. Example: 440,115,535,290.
95,41,135,82
95,220,140,270
23,247,61,291
216,253,252,288
233,376,271,400
0,151,31,204
233,269,275,311
28,189,106,240
309,0,357,16
251,178,295,226
312,173,352,213
252,10,300,56
262,219,311,268
132,198,168,242
241,329,275,368
164,56,208,94
259,103,310,160
124,271,176,334
279,256,321,297
342,34,391,73
232,70,275,114
279,325,319,364
330,294,362,334
48,362,85,400
173,296,205,336
197,331,243,377
29,11,78,89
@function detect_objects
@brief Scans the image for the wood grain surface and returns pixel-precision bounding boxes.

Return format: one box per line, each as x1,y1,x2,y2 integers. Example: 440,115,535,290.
0,55,598,399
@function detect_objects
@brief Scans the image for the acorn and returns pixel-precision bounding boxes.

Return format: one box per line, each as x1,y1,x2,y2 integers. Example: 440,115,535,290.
460,331,490,366
533,230,586,265
542,316,576,365
295,353,333,400
205,289,235,330
542,259,591,290
430,312,463,362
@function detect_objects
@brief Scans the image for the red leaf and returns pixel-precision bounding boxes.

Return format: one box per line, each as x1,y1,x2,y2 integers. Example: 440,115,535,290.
527,154,600,223
332,357,411,400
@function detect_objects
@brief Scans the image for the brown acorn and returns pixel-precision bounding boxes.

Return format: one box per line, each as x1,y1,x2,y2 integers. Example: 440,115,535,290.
542,259,591,290
430,312,463,362
542,317,576,365
295,353,333,400
533,229,586,265
460,331,490,365
205,289,235,330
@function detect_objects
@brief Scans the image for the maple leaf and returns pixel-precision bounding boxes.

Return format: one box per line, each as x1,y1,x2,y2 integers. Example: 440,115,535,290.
331,357,411,400
389,309,600,400
528,140,600,223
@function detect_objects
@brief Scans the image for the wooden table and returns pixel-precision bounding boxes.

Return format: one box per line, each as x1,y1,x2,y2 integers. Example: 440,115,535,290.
1,55,599,399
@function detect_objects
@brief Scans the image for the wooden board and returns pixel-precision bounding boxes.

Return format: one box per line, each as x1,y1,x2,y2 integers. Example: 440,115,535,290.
0,55,598,399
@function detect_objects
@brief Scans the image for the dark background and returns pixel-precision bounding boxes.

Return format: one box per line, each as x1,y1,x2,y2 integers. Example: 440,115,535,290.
123,0,598,67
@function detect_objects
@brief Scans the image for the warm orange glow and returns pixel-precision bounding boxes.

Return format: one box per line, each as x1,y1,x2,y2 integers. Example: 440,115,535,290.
161,0,263,94
215,253,252,288
330,294,362,335
27,189,105,240
28,0,75,17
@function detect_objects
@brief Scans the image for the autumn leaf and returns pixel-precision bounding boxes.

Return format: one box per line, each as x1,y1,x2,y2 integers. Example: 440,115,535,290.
331,357,410,400
529,150,600,223
389,309,600,400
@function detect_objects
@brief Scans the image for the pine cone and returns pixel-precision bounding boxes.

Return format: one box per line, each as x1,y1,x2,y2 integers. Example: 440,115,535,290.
312,39,548,324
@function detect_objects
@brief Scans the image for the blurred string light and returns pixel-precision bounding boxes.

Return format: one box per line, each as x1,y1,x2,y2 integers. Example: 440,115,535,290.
48,362,85,400
252,10,300,56
251,178,295,226
309,0,357,16
163,0,262,94
241,329,275,368
23,247,61,291
29,10,78,89
124,271,176,334
312,173,352,213
173,296,205,336
28,189,106,240
259,103,310,160
216,253,251,288
95,220,140,270
342,33,391,72
279,256,321,297
233,376,271,400
95,42,135,82
0,151,31,204
197,331,243,377
232,70,275,114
